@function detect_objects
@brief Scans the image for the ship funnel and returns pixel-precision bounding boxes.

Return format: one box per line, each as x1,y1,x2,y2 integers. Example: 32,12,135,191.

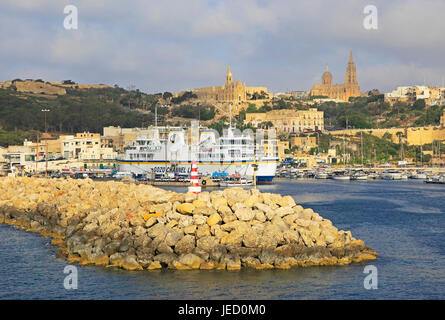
167,129,185,152
199,130,217,145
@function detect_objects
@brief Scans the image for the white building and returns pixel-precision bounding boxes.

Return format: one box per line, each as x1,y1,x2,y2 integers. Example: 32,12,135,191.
385,85,430,100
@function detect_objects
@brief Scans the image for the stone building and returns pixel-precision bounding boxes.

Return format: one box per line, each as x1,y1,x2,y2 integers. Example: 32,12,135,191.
244,108,324,133
310,51,361,102
192,65,268,104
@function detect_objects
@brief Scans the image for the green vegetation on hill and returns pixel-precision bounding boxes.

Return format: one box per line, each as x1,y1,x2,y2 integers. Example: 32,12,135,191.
243,93,444,130
171,105,215,121
314,96,444,129
170,91,197,104
0,87,156,137
0,130,36,147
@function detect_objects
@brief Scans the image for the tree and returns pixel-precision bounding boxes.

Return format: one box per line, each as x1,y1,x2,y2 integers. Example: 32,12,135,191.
413,99,426,110
258,104,272,113
258,121,273,129
170,91,197,104
163,92,173,100
245,104,259,113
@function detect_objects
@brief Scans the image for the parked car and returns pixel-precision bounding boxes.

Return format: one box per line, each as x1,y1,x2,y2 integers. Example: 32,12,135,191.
51,172,62,179
72,173,88,179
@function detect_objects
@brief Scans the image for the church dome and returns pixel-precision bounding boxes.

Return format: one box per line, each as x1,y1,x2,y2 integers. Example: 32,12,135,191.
322,66,332,86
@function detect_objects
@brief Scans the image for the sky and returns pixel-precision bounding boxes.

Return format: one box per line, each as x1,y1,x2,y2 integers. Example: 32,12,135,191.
0,0,444,94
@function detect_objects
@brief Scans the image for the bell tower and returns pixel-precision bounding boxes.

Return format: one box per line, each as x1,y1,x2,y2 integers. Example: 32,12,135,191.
345,50,358,87
226,64,233,85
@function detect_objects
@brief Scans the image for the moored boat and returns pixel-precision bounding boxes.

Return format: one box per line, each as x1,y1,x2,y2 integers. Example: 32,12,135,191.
425,176,445,184
381,170,402,180
219,177,254,187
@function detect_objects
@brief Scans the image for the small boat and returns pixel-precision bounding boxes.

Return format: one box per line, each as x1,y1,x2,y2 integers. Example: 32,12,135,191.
333,175,350,180
381,170,402,180
332,171,351,180
305,171,316,179
425,176,445,184
315,172,328,179
351,173,368,180
367,172,379,180
220,177,254,187
279,169,290,178
411,171,427,179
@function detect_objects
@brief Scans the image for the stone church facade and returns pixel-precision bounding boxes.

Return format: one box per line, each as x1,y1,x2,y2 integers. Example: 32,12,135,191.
310,51,361,102
193,65,268,103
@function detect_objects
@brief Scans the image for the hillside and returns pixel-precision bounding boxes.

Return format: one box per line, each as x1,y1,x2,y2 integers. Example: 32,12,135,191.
1,79,444,148
311,95,444,130
0,81,160,146
0,80,224,146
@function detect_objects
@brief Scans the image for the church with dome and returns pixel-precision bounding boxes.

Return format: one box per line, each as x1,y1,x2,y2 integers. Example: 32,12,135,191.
192,65,268,103
310,51,361,102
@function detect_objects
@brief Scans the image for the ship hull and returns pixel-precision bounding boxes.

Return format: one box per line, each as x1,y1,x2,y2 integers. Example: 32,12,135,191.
117,159,278,183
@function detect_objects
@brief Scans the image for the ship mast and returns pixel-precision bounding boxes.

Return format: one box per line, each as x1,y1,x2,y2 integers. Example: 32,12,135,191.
155,104,158,128
229,103,232,128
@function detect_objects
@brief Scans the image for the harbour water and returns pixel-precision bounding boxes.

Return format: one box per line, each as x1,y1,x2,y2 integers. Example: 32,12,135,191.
1,180,444,299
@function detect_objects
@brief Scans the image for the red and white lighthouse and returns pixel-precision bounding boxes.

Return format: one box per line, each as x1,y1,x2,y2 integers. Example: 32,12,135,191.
188,160,201,194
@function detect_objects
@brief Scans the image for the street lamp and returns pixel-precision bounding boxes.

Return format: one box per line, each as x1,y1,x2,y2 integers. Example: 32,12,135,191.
41,109,50,133
41,109,50,177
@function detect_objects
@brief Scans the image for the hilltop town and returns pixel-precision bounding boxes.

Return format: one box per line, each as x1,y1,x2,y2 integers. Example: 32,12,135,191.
1,51,445,174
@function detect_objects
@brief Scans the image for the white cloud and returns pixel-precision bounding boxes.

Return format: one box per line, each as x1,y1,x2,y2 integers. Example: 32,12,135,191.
0,0,444,93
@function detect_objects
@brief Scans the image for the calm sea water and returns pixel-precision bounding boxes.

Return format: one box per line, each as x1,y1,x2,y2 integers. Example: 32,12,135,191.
1,180,445,300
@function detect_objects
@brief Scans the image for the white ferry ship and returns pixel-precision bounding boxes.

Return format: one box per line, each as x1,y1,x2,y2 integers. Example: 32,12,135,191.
117,127,278,183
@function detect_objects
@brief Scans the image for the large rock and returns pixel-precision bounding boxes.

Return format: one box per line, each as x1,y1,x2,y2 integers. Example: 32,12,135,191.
179,253,202,269
206,213,222,226
176,203,195,215
174,235,195,254
221,231,243,246
164,230,183,247
147,223,168,239
197,236,220,252
243,231,261,248
234,207,255,221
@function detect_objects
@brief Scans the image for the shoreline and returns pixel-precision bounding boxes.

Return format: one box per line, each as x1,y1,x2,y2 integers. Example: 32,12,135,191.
0,177,377,271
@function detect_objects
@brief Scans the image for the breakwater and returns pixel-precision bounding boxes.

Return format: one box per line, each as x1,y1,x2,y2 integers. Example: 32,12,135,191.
0,177,376,271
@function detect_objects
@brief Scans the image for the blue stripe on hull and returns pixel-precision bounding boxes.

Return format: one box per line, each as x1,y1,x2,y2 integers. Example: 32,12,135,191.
256,176,274,184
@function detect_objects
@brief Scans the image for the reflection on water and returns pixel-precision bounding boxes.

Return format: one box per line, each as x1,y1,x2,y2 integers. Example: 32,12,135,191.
0,180,444,299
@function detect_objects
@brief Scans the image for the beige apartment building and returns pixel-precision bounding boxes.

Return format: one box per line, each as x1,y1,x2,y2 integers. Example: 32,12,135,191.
60,132,116,160
245,108,324,133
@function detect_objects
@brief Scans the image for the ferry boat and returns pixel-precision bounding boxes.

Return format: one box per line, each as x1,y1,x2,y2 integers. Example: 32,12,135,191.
116,127,278,184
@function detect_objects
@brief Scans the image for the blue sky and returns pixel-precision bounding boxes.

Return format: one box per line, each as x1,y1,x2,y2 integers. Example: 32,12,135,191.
0,0,444,94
